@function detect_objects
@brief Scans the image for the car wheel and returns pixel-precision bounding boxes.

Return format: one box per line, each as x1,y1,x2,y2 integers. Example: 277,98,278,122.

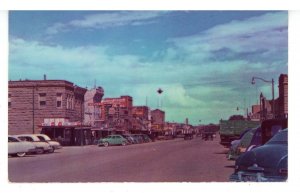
16,152,26,157
48,147,55,153
36,148,44,154
103,142,109,147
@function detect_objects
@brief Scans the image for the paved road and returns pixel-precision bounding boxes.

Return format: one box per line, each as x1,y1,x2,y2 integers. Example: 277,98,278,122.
8,136,234,182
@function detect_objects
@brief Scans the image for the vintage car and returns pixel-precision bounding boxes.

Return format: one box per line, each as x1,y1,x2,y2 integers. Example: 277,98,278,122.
229,129,288,182
34,134,62,152
121,134,137,144
184,133,193,140
227,127,257,160
14,134,53,154
98,135,129,147
8,135,37,157
246,119,287,152
141,134,152,142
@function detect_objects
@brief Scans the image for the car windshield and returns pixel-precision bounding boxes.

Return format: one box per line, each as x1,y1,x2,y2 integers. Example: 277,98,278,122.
250,127,262,145
40,135,51,140
239,128,255,147
266,130,287,145
37,136,46,141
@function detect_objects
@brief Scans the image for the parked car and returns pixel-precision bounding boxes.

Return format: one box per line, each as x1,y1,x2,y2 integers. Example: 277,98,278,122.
14,134,53,154
246,119,287,152
8,135,37,157
229,128,252,151
121,134,137,144
34,134,62,152
230,129,288,182
227,127,257,160
245,126,262,151
132,134,145,143
184,133,193,140
140,134,152,143
98,135,129,147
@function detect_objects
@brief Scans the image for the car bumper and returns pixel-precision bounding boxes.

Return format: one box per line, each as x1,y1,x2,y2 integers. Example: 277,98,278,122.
229,172,287,182
53,145,62,149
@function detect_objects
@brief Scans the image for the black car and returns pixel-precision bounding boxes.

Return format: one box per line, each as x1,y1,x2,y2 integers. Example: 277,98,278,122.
230,129,288,182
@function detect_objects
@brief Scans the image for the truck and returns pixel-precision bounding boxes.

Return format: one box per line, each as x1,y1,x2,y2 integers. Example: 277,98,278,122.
219,119,260,148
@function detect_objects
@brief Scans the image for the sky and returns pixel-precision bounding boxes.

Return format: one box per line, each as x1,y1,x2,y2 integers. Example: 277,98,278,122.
8,11,288,125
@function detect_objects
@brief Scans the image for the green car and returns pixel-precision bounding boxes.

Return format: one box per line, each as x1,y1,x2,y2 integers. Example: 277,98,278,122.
98,135,129,147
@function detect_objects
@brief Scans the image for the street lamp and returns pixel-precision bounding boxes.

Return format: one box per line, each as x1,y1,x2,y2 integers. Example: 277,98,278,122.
251,76,275,119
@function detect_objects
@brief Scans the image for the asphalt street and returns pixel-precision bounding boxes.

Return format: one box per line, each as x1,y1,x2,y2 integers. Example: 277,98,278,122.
8,136,234,182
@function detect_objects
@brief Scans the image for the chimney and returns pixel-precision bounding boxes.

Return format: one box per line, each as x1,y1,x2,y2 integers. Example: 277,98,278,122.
44,74,47,80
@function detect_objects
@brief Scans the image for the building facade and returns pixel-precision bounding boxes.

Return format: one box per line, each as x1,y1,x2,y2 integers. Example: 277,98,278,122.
132,106,150,130
151,109,165,130
8,79,87,135
100,96,133,131
84,87,104,127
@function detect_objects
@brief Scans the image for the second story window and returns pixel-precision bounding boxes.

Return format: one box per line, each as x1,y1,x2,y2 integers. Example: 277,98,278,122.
39,93,46,108
67,94,74,110
56,93,62,108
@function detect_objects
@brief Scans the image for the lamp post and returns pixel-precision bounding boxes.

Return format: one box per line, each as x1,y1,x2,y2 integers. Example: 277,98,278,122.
251,77,275,119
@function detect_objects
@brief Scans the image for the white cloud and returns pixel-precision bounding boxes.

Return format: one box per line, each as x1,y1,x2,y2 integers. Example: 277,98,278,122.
169,12,287,54
46,11,168,35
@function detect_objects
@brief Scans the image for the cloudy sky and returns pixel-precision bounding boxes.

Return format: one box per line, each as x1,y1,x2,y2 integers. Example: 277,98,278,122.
9,11,288,125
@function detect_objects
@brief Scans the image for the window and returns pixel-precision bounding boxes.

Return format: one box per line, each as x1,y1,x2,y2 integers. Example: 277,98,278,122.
56,93,62,108
67,94,74,110
8,137,19,142
8,93,11,108
37,136,46,141
39,93,46,107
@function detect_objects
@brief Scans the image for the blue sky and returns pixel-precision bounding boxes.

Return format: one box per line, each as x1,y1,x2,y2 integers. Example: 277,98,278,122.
9,11,288,125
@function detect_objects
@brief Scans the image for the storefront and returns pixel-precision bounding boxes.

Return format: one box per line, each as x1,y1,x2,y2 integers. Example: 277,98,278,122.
40,125,92,146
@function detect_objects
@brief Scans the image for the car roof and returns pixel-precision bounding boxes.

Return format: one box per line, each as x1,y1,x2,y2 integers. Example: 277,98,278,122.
14,134,40,141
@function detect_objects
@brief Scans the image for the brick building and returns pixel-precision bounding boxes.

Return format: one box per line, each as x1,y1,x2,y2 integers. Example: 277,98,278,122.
100,96,133,131
84,87,104,127
151,109,165,130
8,79,87,135
132,106,150,130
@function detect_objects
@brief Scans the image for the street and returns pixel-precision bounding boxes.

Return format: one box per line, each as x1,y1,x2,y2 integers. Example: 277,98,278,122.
8,136,234,182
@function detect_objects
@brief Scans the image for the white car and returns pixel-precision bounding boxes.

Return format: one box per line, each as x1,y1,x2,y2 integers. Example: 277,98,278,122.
14,134,53,154
34,134,62,152
8,135,37,157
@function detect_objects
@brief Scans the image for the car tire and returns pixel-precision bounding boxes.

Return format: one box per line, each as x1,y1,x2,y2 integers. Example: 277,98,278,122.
36,148,44,154
103,142,109,147
48,147,55,153
16,152,26,157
